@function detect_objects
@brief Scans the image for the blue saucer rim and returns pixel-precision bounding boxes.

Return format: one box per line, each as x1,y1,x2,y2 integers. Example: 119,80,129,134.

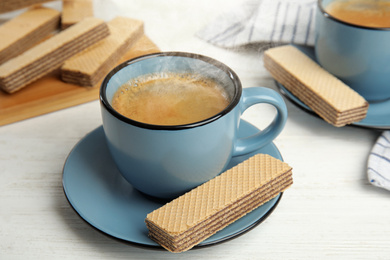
62,122,284,250
62,187,283,250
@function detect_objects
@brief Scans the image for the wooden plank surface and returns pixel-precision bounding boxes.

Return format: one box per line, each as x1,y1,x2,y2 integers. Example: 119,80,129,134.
0,35,159,126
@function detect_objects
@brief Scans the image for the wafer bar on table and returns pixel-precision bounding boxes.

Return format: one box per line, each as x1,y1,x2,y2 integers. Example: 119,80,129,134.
0,7,60,64
145,154,293,253
263,45,368,127
61,16,144,87
61,0,94,29
0,0,55,14
0,17,110,94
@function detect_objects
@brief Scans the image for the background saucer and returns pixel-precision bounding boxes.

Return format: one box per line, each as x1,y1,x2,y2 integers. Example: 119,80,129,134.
62,121,284,249
276,45,390,129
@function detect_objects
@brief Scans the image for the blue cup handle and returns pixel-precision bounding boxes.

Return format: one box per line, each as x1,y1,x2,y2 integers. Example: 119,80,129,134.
232,87,288,157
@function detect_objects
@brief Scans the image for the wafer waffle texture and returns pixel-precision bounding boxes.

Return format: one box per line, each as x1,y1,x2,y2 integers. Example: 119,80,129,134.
0,7,60,64
61,16,144,87
263,45,368,127
0,17,110,94
266,63,367,126
0,0,55,14
145,154,293,253
61,0,94,29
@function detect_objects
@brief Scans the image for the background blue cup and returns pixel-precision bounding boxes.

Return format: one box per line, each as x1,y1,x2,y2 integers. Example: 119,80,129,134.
100,52,287,199
315,0,390,102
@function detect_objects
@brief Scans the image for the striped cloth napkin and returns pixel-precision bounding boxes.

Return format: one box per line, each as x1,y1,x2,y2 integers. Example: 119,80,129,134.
196,0,317,49
368,131,390,191
197,0,390,192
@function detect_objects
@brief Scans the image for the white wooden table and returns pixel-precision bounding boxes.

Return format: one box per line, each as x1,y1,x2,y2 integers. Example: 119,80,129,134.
1,1,389,259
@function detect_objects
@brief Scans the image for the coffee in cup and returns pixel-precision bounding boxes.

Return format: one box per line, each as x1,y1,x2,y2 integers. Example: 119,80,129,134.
100,52,288,199
111,72,229,126
324,0,390,28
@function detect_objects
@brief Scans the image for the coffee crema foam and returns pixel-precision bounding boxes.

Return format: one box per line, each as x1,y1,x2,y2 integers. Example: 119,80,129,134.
325,0,390,28
111,73,230,126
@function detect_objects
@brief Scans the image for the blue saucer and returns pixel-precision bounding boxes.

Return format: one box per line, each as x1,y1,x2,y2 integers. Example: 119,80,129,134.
276,45,390,130
62,120,284,249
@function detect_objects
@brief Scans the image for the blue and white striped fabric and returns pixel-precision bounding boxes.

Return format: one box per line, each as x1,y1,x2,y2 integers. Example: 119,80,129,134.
196,0,317,49
368,131,390,191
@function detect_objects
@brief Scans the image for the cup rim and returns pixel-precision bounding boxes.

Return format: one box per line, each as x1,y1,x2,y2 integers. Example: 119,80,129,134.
100,52,242,131
318,0,390,31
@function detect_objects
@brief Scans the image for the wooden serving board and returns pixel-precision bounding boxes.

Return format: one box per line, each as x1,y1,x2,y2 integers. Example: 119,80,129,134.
0,35,160,126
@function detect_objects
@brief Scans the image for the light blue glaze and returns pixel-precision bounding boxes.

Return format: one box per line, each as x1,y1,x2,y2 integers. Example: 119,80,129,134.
315,0,390,101
62,123,284,247
100,53,287,199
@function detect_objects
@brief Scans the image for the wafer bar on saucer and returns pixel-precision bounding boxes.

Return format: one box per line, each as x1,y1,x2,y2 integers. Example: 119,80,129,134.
0,7,60,64
264,45,368,127
0,0,55,14
145,154,293,253
61,0,94,29
61,17,144,87
0,17,109,93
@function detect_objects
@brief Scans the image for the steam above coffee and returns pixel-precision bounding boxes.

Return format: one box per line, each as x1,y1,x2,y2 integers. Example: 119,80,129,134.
112,73,230,125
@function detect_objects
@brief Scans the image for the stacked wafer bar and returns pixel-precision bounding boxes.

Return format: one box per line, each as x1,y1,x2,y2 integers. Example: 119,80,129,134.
61,17,144,86
264,45,368,127
145,154,293,253
0,17,110,93
61,0,94,29
0,0,55,14
0,7,60,64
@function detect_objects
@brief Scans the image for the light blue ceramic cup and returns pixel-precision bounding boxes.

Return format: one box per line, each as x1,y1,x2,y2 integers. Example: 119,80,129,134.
315,0,390,102
100,52,287,199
